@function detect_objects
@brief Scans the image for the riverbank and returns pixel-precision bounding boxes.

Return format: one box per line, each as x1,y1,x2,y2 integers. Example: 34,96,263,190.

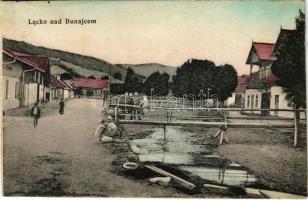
215,127,307,196
116,123,307,197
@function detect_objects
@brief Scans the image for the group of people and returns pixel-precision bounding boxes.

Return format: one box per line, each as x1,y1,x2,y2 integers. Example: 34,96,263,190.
30,98,65,127
124,92,148,120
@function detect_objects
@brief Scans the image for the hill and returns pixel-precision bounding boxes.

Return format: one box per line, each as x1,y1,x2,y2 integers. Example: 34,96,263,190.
49,58,124,84
3,38,142,82
117,63,178,81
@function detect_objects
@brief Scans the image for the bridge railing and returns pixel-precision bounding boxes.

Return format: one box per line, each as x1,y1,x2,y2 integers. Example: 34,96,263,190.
109,103,306,147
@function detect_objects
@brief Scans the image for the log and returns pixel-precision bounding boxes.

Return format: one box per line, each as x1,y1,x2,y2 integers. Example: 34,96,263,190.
144,165,196,190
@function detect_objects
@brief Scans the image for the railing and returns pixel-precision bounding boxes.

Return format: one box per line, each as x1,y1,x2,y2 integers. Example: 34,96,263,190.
110,104,306,147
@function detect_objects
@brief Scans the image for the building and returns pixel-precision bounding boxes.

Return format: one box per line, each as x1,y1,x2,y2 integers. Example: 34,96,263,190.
244,39,294,118
72,78,108,97
227,74,251,108
3,48,49,111
49,75,74,100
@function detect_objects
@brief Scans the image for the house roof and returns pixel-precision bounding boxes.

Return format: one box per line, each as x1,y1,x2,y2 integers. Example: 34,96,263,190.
234,75,251,93
63,80,74,89
246,42,274,64
50,75,69,88
3,48,49,72
261,74,279,84
253,42,274,61
72,78,108,89
273,28,296,54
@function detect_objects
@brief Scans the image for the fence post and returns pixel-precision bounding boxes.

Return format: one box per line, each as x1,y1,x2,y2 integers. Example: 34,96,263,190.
163,125,166,142
293,109,300,147
115,107,118,124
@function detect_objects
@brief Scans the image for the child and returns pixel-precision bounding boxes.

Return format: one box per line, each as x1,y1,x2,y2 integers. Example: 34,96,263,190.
31,103,41,127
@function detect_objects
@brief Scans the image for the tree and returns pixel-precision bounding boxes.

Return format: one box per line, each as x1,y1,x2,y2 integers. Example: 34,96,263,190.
87,75,96,79
272,11,305,108
124,67,141,93
143,71,170,96
172,59,216,96
113,72,122,81
101,75,109,80
111,83,125,94
212,64,238,102
171,59,237,103
60,72,73,80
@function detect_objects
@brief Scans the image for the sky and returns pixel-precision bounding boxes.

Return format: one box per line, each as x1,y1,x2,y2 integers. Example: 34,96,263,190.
0,1,305,75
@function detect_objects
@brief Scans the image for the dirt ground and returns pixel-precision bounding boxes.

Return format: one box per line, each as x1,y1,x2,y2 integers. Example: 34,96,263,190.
2,99,191,197
214,127,307,196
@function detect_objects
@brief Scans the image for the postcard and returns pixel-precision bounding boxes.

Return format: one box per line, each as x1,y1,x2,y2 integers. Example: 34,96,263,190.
1,1,306,198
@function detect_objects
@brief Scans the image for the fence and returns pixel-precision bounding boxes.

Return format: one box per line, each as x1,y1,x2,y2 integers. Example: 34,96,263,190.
109,101,306,147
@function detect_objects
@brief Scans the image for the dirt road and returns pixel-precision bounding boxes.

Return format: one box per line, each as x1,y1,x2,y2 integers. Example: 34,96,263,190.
3,99,187,197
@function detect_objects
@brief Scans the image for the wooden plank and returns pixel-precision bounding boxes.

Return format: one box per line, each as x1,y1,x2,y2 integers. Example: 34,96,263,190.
144,165,196,190
259,189,306,199
203,183,228,190
244,188,263,197
119,120,294,128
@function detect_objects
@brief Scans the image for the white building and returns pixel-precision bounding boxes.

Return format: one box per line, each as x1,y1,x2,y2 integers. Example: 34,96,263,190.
3,48,49,111
244,39,294,118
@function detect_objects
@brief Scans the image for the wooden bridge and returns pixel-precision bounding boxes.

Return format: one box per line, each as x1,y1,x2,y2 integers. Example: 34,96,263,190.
109,104,306,147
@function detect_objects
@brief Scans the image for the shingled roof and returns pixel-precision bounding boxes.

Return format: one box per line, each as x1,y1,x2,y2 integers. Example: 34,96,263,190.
234,75,251,93
253,42,274,61
50,75,69,89
72,78,108,89
246,42,274,64
3,48,49,72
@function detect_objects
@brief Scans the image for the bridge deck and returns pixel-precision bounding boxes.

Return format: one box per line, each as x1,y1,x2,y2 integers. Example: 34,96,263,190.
119,120,294,128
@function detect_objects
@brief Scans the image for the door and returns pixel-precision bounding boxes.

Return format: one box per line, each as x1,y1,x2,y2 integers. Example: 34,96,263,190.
261,93,270,116
235,94,242,108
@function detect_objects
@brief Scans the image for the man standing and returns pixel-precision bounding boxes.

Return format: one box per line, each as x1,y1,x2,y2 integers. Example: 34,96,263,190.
59,98,65,115
31,103,41,127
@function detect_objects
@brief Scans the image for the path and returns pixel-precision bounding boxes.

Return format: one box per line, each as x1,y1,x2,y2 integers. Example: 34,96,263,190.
3,99,186,197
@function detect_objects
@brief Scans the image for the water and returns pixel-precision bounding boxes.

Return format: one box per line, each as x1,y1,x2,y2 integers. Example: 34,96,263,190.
129,126,258,187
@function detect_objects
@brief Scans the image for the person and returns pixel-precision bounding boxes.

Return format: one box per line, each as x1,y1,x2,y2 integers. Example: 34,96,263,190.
93,119,107,142
31,103,41,127
127,93,135,120
59,98,65,115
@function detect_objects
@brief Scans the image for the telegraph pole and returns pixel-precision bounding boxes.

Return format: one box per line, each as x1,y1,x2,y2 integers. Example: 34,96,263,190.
109,65,112,105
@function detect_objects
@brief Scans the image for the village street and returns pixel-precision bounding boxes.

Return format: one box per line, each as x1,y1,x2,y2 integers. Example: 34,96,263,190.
3,99,187,197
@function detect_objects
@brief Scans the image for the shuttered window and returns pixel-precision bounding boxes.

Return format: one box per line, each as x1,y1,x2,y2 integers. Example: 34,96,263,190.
6,80,9,99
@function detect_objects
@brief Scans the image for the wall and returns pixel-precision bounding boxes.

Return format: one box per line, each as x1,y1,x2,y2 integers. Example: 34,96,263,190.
226,93,235,106
244,89,262,114
63,89,69,99
24,83,38,106
3,76,21,110
270,86,294,118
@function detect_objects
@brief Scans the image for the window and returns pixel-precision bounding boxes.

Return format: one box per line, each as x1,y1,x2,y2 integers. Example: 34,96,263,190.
6,80,9,99
274,95,279,114
34,71,37,83
287,99,292,107
37,72,40,83
255,95,258,108
251,95,255,108
96,90,102,95
247,95,250,108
